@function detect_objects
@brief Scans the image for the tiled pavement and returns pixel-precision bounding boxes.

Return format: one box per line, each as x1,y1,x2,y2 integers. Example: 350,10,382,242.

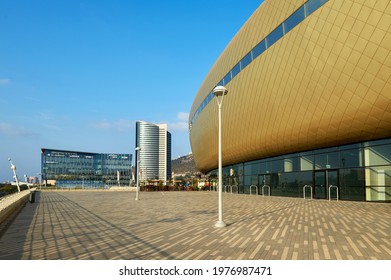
0,190,390,260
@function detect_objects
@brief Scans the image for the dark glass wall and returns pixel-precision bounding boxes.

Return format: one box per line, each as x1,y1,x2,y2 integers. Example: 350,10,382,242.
211,139,391,202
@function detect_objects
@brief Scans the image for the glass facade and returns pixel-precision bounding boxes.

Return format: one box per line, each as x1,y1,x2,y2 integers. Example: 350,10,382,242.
41,148,132,188
210,139,391,202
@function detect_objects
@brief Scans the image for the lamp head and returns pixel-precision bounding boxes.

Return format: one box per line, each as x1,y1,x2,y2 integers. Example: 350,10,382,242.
213,85,228,97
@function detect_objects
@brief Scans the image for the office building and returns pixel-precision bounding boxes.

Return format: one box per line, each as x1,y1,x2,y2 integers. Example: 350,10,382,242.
135,121,172,182
189,0,391,201
41,148,132,188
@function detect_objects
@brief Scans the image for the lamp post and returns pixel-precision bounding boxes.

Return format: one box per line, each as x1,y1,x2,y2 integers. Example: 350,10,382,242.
129,165,133,187
135,147,141,200
117,170,121,187
24,174,31,190
37,173,42,190
213,85,228,228
8,158,21,192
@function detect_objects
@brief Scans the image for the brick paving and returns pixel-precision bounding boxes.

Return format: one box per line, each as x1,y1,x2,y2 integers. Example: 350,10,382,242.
0,190,390,260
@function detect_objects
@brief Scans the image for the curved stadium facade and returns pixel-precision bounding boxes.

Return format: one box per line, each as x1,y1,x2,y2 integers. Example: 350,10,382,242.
189,0,391,201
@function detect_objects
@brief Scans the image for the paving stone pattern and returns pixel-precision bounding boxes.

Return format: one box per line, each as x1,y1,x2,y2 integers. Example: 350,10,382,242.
0,191,390,260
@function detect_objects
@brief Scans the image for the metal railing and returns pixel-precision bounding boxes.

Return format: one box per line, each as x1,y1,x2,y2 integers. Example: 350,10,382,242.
303,185,313,200
328,185,339,201
250,185,258,195
262,185,271,196
230,185,238,194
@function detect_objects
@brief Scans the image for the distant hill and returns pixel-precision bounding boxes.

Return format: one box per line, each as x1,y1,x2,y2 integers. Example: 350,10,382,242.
171,153,198,176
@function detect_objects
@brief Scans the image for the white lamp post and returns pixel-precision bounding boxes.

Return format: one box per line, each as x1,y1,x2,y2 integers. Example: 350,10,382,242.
213,85,228,228
129,165,133,187
8,158,21,192
135,147,141,200
117,170,121,187
37,173,42,190
24,174,31,190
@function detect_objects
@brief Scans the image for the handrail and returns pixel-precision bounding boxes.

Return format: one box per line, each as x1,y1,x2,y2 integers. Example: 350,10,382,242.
250,185,258,195
262,185,270,196
224,185,229,193
303,185,313,200
328,185,339,201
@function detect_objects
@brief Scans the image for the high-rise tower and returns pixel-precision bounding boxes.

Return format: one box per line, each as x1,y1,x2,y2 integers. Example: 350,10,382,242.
135,121,171,183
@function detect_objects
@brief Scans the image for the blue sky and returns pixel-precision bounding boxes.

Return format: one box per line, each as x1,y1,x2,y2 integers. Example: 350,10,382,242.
0,0,262,182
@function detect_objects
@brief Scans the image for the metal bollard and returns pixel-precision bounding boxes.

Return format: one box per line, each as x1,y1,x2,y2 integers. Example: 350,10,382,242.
29,191,35,203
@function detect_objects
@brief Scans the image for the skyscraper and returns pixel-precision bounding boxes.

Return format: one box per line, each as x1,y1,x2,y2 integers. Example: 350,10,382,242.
135,121,171,183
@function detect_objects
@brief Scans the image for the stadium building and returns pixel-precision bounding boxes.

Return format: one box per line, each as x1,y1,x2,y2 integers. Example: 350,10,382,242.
189,0,391,201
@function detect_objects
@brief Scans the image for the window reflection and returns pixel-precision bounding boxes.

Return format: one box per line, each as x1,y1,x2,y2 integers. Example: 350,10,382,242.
267,24,284,46
252,39,267,60
223,72,232,85
314,152,339,169
241,52,252,70
285,6,305,33
340,149,362,168
340,168,365,201
305,0,328,16
231,62,241,78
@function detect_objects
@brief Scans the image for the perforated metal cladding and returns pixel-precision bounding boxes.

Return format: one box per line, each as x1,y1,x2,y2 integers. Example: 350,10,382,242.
189,0,391,173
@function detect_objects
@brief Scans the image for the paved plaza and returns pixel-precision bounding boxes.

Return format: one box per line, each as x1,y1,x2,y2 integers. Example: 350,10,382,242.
0,190,390,260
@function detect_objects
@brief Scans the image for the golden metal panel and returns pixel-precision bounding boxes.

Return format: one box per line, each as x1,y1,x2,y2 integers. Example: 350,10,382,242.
190,0,391,173
367,9,382,27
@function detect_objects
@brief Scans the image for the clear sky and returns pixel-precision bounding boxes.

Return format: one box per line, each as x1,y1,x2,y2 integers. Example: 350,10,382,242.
0,0,263,182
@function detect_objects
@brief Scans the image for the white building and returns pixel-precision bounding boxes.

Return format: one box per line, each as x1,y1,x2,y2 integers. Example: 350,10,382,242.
135,121,171,183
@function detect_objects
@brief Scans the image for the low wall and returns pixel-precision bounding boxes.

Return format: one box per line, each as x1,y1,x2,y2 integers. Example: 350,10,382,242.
0,189,35,225
41,187,136,192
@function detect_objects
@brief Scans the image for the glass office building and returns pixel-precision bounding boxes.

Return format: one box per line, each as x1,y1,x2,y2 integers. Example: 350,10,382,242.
41,148,132,188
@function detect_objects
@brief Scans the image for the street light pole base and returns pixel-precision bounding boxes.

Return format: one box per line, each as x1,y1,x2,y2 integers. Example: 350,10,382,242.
214,220,227,228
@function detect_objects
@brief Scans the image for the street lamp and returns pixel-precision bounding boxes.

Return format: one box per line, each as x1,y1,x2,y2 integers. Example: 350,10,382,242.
117,170,121,187
135,147,141,200
8,158,21,192
37,173,42,190
129,165,133,187
24,174,31,191
213,85,228,228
